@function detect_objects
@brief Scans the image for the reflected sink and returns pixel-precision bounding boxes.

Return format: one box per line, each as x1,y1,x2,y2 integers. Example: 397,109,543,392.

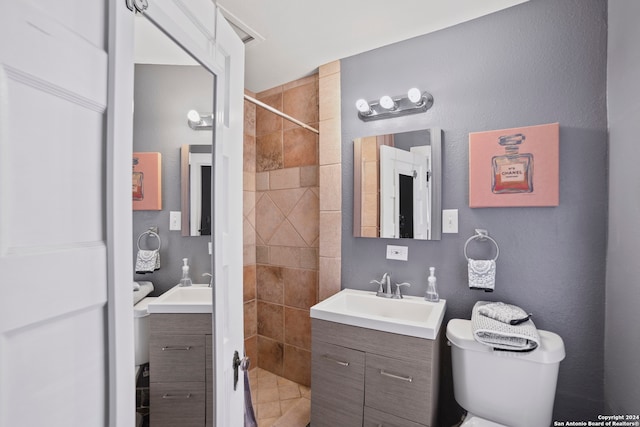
147,284,212,314
310,288,446,339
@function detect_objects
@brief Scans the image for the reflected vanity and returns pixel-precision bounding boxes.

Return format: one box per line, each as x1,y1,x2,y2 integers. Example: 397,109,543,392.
353,128,442,240
181,144,213,236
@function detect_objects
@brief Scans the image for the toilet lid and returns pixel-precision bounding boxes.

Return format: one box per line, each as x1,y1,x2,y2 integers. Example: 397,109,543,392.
446,318,565,364
134,297,158,318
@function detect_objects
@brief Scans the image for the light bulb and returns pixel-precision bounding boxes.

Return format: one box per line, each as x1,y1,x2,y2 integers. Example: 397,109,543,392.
187,110,201,123
379,95,396,110
407,88,422,104
355,99,371,113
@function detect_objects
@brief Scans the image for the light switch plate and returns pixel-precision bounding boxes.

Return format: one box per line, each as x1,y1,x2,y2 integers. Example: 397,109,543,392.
442,209,458,233
386,245,408,261
169,211,181,231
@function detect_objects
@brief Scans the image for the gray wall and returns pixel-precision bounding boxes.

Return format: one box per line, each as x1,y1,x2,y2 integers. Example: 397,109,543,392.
605,0,640,415
341,0,608,422
133,64,214,296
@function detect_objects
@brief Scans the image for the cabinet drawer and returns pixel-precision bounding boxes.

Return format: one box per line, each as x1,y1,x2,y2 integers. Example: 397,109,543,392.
150,334,205,382
365,353,432,424
150,382,205,427
364,406,427,427
205,335,214,427
311,340,365,427
150,313,212,335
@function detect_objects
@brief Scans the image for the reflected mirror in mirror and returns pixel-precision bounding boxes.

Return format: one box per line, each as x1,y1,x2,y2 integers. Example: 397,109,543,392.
353,128,442,240
181,144,212,236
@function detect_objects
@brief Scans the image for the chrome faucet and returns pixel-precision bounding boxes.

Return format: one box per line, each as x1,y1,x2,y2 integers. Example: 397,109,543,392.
370,272,393,298
202,273,213,287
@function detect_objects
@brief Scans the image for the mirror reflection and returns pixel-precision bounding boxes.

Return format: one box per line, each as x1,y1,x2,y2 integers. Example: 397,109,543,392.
353,128,442,240
181,144,212,236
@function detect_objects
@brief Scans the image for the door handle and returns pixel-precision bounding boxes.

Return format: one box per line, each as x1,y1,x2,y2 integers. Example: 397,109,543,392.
232,351,250,391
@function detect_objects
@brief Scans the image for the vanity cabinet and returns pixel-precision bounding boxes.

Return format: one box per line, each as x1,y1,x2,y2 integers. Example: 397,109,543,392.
149,313,213,427
311,319,441,427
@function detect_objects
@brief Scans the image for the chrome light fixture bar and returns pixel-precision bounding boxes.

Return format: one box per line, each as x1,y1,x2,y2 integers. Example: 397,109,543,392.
356,88,434,122
187,110,214,130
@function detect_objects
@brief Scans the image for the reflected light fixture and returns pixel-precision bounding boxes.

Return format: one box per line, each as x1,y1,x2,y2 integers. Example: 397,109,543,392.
187,109,213,130
356,87,434,121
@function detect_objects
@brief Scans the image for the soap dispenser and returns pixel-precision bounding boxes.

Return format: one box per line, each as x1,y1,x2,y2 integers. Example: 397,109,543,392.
179,258,193,287
425,267,439,302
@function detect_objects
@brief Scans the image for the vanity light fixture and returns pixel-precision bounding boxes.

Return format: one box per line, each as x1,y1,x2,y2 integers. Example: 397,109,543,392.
187,110,213,130
356,87,434,122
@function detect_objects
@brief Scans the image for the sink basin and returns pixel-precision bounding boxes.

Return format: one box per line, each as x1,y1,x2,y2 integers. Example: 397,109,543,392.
310,288,446,339
147,284,212,314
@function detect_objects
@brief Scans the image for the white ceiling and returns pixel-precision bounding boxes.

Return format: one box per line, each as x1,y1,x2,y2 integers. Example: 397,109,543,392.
135,0,528,93
217,0,528,93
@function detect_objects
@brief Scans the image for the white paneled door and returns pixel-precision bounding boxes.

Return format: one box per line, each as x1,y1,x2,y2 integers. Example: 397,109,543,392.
0,1,244,426
0,1,110,425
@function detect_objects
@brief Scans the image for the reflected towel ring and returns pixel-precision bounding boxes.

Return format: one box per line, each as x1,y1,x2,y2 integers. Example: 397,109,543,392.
464,229,499,261
137,229,162,251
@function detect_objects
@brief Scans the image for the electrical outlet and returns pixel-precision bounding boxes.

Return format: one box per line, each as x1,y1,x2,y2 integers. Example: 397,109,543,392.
386,245,408,261
169,211,181,231
442,209,458,233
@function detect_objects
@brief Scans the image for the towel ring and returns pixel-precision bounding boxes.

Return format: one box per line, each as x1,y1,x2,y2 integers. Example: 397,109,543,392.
464,229,499,261
137,229,162,251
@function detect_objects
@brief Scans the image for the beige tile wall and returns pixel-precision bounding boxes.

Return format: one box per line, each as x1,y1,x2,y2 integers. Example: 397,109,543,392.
244,64,341,386
253,75,319,387
318,61,342,301
244,91,258,369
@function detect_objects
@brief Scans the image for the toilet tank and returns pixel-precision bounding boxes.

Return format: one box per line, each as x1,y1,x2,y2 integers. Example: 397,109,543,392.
446,319,565,427
134,297,157,366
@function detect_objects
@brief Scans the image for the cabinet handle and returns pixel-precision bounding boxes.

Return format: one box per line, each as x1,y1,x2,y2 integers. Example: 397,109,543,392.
162,393,192,399
161,346,192,351
322,354,350,367
379,369,413,383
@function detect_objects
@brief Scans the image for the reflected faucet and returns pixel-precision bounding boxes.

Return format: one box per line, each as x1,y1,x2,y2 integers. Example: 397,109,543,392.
202,273,213,287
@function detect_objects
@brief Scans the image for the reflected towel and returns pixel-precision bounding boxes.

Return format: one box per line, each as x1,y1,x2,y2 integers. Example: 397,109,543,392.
468,259,496,292
135,249,160,274
472,301,539,351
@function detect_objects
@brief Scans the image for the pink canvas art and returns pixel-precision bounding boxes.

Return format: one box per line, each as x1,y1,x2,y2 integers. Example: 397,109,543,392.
132,152,162,211
469,122,559,208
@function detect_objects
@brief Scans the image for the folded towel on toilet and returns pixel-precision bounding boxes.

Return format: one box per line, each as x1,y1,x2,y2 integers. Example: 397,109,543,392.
472,301,540,352
477,301,531,325
133,281,154,305
468,259,496,292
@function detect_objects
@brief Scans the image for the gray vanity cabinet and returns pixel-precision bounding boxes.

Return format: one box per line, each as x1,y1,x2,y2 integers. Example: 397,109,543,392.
149,313,213,427
311,319,441,427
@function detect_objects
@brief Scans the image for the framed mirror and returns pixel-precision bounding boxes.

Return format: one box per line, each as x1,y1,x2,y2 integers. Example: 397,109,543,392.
353,128,442,240
181,144,212,236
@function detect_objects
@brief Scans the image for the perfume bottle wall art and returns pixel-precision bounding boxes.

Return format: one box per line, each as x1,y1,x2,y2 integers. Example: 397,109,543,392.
491,133,533,194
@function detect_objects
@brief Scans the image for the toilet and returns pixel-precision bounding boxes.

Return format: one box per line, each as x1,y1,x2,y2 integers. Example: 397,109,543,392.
134,296,157,367
446,318,565,427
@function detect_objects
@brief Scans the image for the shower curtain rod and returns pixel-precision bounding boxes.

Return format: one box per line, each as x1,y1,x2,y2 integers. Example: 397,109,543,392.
243,94,320,134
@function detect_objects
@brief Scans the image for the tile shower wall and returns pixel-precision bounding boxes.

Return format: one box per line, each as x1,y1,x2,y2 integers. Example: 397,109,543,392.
244,91,258,371
252,75,319,386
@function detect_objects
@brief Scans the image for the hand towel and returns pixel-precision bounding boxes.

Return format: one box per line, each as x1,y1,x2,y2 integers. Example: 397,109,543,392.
135,249,160,274
478,301,531,325
468,258,496,292
471,301,540,351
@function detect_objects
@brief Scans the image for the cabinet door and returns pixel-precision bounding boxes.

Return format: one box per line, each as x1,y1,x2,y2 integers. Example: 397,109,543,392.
364,406,427,427
150,381,206,427
365,353,432,424
205,334,214,427
150,334,205,382
311,340,365,427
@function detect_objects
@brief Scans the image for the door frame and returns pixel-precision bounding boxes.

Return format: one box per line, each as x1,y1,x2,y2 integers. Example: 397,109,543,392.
106,2,244,425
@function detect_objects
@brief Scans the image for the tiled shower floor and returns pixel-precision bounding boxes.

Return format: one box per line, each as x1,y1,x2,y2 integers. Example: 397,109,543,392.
248,368,311,427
